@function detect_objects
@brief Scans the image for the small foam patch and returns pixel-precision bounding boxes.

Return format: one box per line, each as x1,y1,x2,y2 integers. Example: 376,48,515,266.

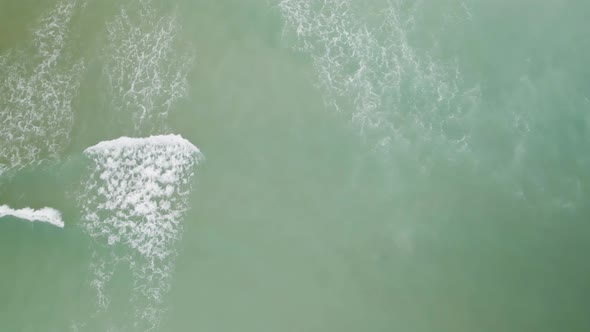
0,205,64,228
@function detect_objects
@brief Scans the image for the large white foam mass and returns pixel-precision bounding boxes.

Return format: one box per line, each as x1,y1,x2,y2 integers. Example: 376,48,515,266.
79,134,203,330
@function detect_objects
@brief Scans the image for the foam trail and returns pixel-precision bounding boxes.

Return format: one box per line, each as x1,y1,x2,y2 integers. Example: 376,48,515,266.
79,134,203,331
0,0,85,177
278,0,479,163
0,205,64,228
104,0,192,134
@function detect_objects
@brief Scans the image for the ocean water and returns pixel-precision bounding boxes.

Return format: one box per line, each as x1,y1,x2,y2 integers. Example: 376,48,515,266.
1,0,589,331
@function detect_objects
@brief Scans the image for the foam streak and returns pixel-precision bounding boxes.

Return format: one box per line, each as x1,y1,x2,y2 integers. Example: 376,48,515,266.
0,205,64,228
279,0,479,161
104,0,192,134
0,0,84,177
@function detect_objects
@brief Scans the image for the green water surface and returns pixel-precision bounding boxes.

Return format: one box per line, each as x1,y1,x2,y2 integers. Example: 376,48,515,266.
1,0,589,331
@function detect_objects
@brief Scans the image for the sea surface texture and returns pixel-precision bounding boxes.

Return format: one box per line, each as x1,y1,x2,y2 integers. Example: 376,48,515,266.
1,0,589,331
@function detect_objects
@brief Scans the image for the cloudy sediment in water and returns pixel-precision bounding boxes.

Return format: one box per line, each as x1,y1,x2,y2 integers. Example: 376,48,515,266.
279,0,588,212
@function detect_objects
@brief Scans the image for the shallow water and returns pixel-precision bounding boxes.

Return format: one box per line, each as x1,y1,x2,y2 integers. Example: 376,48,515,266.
1,0,590,331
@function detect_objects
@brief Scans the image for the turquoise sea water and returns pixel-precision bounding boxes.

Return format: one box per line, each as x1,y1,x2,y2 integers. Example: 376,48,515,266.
1,0,589,331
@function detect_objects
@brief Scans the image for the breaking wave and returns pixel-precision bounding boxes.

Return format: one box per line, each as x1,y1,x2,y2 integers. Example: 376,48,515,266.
103,0,193,134
0,205,64,228
79,134,203,331
0,0,84,177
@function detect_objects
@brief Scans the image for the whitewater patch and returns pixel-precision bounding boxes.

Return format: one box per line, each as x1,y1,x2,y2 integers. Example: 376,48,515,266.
278,0,480,163
79,134,203,331
0,0,85,177
103,0,193,134
0,205,64,228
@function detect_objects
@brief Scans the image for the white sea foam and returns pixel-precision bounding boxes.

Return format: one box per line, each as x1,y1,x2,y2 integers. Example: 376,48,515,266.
0,0,84,177
80,134,203,330
0,205,64,228
104,0,192,134
278,0,479,161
